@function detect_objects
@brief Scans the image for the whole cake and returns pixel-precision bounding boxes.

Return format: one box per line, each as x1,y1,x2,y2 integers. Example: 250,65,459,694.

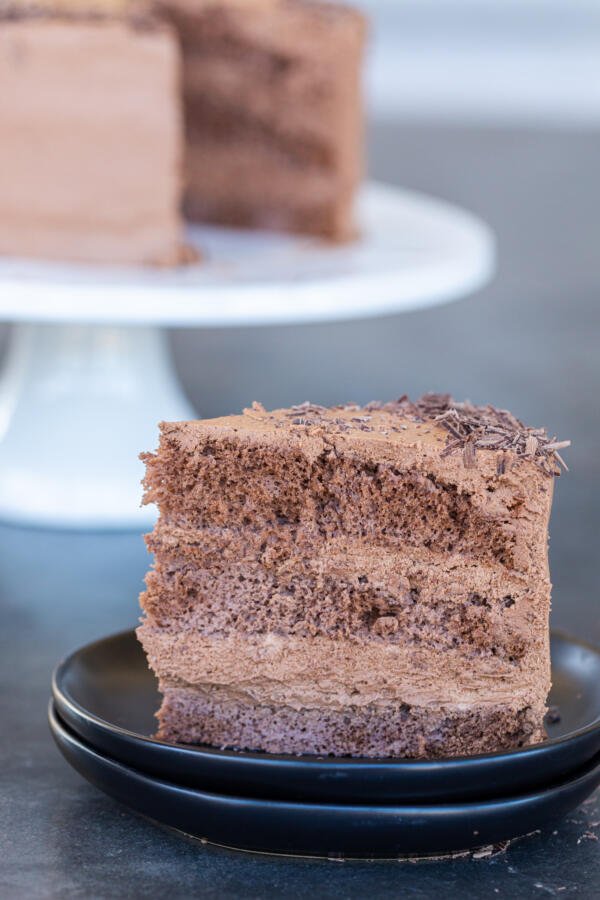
138,395,568,758
0,0,366,265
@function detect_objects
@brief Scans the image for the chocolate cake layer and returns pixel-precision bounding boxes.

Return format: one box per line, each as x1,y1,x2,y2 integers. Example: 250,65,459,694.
141,539,544,662
138,395,564,758
156,684,544,757
143,409,553,574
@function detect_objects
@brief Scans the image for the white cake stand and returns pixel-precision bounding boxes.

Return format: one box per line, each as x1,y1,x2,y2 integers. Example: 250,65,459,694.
0,182,495,529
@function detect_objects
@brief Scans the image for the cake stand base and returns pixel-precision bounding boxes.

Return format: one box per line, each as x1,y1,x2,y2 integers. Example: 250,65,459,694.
0,323,194,529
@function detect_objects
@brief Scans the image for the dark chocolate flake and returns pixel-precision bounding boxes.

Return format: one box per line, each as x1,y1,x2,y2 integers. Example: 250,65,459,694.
462,441,477,469
269,393,568,477
397,393,569,477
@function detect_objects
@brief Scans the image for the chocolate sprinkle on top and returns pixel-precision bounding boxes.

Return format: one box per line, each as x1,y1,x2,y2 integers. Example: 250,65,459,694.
367,393,570,476
245,393,569,476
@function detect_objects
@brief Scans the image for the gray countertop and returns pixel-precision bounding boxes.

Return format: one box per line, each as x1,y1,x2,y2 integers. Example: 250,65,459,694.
1,122,599,897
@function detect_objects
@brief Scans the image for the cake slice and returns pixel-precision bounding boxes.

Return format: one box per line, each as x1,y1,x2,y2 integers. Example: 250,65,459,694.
138,395,567,758
162,0,366,240
0,0,185,265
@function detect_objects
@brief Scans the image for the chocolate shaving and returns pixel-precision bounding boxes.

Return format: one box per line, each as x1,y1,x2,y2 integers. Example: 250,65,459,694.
369,393,569,477
553,451,569,472
290,401,327,415
462,441,477,469
245,393,569,476
545,705,561,725
525,435,538,456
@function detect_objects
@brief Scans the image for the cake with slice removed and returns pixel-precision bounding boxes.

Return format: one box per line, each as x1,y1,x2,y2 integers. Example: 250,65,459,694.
137,395,568,758
0,0,365,265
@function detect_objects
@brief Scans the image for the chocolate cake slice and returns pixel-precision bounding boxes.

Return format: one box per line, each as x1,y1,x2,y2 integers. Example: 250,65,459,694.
138,395,568,758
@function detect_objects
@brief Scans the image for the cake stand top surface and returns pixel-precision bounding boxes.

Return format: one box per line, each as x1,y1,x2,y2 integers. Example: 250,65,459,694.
0,182,494,327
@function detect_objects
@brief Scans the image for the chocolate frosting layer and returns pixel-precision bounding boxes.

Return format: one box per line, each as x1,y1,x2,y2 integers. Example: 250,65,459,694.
138,627,549,713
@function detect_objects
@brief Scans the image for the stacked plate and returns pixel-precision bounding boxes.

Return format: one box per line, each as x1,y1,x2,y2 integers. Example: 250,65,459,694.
50,629,600,859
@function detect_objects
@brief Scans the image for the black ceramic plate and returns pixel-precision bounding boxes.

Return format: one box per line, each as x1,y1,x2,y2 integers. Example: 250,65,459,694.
52,630,600,804
49,701,600,859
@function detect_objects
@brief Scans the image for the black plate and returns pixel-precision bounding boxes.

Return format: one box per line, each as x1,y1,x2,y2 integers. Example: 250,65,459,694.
49,701,600,859
52,629,600,804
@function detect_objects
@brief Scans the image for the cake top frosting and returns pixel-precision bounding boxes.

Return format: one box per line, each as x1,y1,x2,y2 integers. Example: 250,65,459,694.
364,393,570,475
217,393,569,477
165,394,569,480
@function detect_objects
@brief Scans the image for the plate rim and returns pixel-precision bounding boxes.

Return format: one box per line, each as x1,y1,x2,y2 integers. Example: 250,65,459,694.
52,627,600,770
49,699,600,859
48,699,600,813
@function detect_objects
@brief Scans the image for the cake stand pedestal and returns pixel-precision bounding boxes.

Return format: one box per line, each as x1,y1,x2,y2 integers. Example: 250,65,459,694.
0,183,495,530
